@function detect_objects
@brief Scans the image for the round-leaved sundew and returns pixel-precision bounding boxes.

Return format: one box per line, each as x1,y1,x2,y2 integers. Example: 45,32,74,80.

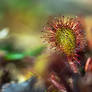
42,16,86,57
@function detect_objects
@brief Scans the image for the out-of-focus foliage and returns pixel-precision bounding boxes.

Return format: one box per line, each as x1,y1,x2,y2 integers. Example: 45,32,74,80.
5,46,45,60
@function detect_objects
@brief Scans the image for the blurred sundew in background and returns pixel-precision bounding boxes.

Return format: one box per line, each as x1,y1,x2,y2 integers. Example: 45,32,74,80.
0,0,92,92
